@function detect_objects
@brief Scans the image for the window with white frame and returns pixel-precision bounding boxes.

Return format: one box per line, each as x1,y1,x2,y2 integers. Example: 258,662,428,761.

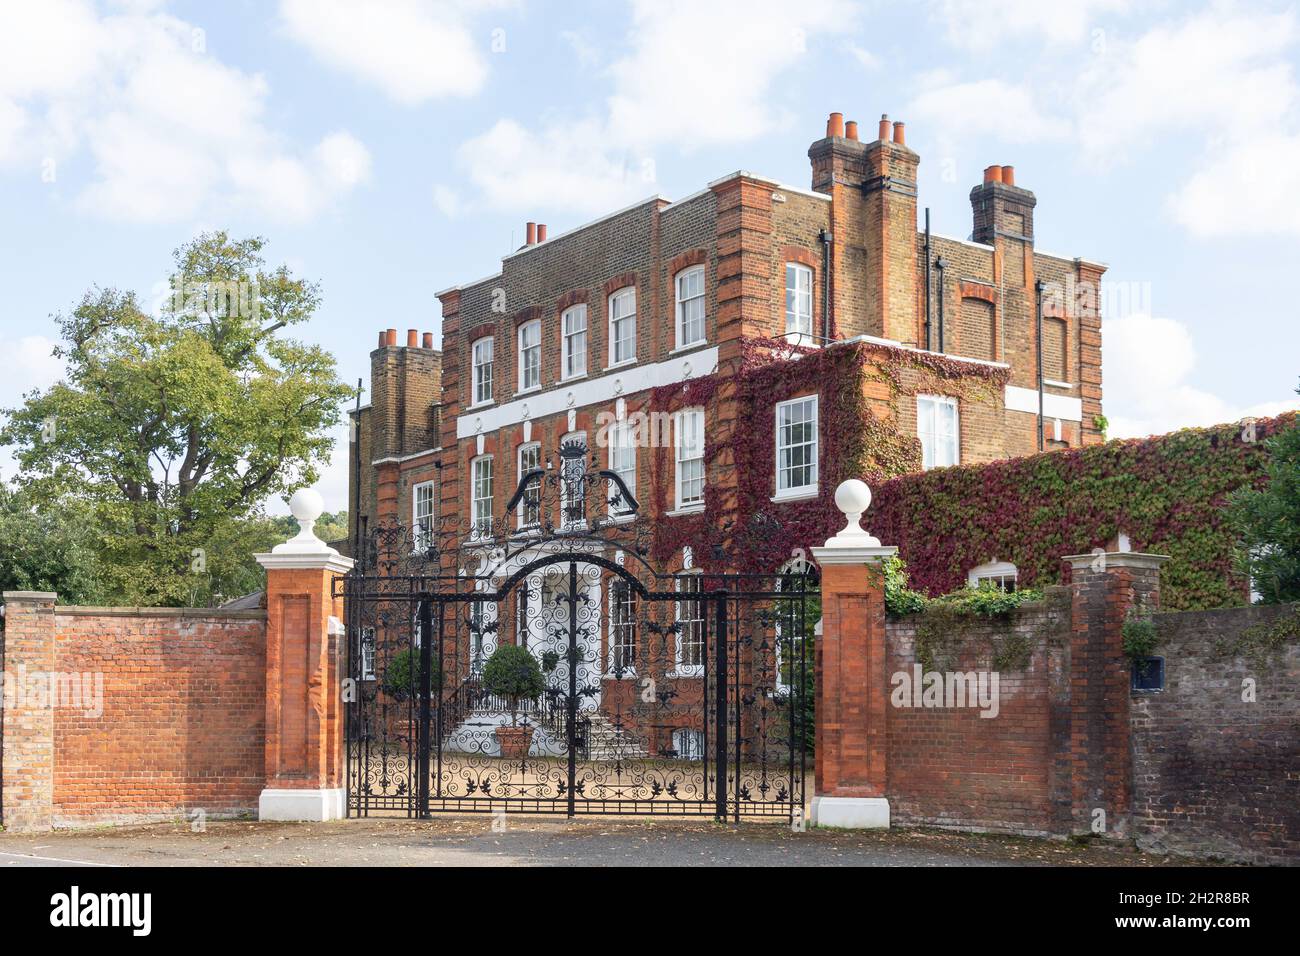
675,575,705,674
785,263,813,339
608,287,636,365
673,728,705,760
674,408,705,510
967,560,1019,592
609,580,637,675
471,455,493,538
917,395,959,469
675,266,706,348
608,421,636,518
775,396,818,496
517,442,541,529
412,481,434,550
562,305,587,380
517,320,541,392
472,337,494,406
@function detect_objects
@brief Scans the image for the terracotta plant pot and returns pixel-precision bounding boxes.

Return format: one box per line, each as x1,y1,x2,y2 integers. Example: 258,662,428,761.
495,724,534,760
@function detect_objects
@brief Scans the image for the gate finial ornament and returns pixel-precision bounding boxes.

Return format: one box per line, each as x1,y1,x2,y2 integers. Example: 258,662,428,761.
824,479,881,548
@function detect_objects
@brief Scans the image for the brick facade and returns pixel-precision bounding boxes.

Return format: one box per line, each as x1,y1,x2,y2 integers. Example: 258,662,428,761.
349,110,1106,564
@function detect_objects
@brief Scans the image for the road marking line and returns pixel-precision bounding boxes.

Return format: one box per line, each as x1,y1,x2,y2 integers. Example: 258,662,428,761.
0,851,117,866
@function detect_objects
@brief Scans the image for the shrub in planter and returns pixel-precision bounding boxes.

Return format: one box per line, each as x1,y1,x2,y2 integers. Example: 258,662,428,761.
482,644,546,759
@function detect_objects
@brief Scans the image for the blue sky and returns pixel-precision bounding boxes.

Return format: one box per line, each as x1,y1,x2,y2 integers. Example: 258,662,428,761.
2,0,1298,513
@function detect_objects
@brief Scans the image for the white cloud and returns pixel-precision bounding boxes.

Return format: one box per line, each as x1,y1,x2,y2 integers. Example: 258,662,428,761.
1103,313,1300,438
846,42,881,71
1074,7,1298,162
933,0,1131,50
1167,132,1300,237
432,183,464,217
456,0,853,213
458,118,654,216
278,0,498,105
0,0,370,223
908,78,1072,144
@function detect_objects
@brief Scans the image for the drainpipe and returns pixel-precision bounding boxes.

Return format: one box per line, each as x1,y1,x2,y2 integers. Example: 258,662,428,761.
923,208,932,351
1035,279,1045,451
351,376,363,560
818,228,833,342
934,256,947,353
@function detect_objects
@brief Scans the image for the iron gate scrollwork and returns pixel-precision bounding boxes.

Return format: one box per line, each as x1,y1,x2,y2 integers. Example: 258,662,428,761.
339,439,817,819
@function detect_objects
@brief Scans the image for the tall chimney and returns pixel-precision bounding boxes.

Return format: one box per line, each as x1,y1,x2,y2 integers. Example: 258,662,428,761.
878,114,891,141
827,112,845,138
537,223,547,243
845,120,859,141
407,329,418,348
422,332,434,349
1002,165,1015,187
385,328,397,347
892,121,906,146
377,330,386,348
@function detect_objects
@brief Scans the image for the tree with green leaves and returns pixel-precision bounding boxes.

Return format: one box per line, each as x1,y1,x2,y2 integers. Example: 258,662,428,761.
1,232,354,606
0,482,102,603
1230,395,1300,604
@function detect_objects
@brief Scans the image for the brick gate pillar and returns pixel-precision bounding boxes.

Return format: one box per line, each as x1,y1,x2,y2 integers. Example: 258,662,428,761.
809,480,897,828
1062,550,1168,839
0,591,58,831
254,490,354,821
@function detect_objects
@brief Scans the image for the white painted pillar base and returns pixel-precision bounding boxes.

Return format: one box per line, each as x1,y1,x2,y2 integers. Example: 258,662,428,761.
810,795,890,829
258,787,346,822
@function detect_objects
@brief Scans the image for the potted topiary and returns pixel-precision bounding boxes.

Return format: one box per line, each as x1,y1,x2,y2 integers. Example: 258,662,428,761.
481,643,545,759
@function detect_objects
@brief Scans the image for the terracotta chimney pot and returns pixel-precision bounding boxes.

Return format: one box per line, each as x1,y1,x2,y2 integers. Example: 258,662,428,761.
385,328,397,347
845,120,859,141
525,221,537,245
892,121,906,145
878,114,891,141
827,112,845,138
422,332,434,349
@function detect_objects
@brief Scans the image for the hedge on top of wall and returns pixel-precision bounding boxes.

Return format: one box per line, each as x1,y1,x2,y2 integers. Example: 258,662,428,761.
868,413,1296,610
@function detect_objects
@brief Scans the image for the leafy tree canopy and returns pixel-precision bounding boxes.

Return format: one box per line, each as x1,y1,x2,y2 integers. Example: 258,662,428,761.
1231,389,1300,604
1,232,354,606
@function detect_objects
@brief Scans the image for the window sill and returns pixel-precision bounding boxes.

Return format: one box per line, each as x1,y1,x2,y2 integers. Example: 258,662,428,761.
467,400,496,411
513,386,541,398
780,332,822,349
668,669,704,680
670,341,708,356
605,512,636,525
771,487,819,504
666,504,704,517
560,372,588,384
606,357,638,371
603,670,637,680
1043,379,1073,390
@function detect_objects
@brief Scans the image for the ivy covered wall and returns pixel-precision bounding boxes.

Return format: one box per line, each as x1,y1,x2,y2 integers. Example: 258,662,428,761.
869,414,1295,610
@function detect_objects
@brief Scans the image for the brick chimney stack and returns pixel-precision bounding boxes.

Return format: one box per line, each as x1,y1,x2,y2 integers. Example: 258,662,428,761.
809,109,919,343
971,164,1036,246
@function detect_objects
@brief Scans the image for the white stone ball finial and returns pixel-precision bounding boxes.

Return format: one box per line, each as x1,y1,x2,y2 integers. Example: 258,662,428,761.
272,487,332,554
826,478,881,548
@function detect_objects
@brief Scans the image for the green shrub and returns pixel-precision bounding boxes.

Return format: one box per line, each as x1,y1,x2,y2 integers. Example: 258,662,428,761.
381,647,442,702
481,644,545,726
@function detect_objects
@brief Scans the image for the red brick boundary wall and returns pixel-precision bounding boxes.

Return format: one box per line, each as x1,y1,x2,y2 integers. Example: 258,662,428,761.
1,593,266,829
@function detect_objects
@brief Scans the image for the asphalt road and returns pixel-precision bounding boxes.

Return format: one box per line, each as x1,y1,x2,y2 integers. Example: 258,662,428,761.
0,817,1207,867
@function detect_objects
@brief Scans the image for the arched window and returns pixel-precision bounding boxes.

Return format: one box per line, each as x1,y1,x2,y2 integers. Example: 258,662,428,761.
967,560,1018,592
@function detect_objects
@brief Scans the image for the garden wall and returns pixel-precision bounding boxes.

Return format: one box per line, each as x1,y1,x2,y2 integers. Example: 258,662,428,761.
1131,602,1300,864
884,588,1072,835
1,591,266,829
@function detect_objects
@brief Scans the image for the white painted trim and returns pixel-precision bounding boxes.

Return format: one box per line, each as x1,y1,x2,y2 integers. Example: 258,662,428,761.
456,346,718,439
775,394,819,498
1043,379,1073,390
259,788,345,822
829,334,1011,370
435,271,502,298
810,545,897,565
810,796,890,829
254,553,354,573
500,196,668,262
1004,384,1083,422
771,489,819,504
371,446,441,466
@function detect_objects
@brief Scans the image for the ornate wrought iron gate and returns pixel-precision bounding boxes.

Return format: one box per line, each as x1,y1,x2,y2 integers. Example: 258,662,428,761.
340,441,816,819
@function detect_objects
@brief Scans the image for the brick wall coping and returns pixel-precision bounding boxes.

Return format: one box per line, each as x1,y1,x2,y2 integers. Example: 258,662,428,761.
372,445,441,466
1062,552,1170,571
827,334,1011,371
2,591,57,601
50,606,267,620
1148,601,1299,626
